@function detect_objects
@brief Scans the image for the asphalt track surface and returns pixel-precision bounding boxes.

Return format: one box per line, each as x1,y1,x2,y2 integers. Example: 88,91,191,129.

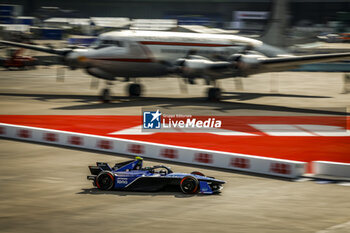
1,140,350,233
0,67,350,232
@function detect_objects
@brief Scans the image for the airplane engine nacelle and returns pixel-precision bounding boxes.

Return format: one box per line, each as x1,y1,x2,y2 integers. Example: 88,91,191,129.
85,67,115,81
228,53,264,76
229,53,263,66
175,53,265,80
182,59,212,78
175,57,215,79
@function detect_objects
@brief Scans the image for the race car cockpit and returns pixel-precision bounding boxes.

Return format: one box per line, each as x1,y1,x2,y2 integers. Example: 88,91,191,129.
143,165,174,175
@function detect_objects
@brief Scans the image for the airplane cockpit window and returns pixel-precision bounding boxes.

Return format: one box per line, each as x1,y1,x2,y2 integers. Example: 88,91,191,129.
91,39,123,49
102,40,122,47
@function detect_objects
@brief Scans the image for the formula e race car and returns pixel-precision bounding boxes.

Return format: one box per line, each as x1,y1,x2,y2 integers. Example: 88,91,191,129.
87,157,225,194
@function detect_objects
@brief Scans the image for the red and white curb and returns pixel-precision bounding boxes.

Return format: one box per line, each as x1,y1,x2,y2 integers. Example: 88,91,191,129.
0,123,308,178
313,161,350,178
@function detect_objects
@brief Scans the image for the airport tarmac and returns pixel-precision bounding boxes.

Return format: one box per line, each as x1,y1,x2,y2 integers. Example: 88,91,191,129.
0,67,349,115
0,67,350,233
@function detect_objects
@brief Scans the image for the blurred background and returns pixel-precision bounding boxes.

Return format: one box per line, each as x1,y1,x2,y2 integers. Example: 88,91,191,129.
0,0,349,43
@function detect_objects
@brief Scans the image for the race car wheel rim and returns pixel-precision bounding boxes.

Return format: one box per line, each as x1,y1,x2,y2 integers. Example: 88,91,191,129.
180,176,199,194
96,172,114,190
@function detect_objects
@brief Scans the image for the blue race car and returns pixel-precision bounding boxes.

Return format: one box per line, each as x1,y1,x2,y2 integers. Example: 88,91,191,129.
87,157,225,194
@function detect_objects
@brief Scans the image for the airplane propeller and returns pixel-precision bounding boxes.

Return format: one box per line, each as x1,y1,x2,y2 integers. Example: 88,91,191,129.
177,77,188,94
90,77,100,89
56,66,66,82
233,77,244,91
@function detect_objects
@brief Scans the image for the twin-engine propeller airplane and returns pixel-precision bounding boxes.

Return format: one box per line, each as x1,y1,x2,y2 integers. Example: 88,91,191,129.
1,30,350,102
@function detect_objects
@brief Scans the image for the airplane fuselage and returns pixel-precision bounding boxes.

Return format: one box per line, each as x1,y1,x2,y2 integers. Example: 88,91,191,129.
68,30,267,78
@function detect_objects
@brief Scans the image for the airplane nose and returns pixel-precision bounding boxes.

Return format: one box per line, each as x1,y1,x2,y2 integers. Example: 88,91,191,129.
64,52,89,69
77,56,88,62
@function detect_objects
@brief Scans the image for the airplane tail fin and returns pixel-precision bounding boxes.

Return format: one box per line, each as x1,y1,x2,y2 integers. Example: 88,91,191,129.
261,0,289,48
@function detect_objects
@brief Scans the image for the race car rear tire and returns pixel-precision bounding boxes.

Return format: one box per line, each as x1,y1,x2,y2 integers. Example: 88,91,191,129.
180,176,199,194
96,171,114,191
191,171,205,176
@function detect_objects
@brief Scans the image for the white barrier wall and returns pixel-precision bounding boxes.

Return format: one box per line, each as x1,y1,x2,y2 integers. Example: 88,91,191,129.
0,123,306,178
313,161,350,178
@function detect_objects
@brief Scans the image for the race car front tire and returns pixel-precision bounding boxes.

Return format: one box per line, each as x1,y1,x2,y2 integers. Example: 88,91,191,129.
96,171,114,190
180,176,199,194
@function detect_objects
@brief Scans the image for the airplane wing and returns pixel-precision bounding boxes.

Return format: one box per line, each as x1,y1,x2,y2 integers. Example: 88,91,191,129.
255,52,350,74
174,52,350,79
0,40,71,56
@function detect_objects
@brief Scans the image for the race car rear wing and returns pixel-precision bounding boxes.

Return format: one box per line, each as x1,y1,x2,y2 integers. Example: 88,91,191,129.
88,163,110,175
88,157,144,175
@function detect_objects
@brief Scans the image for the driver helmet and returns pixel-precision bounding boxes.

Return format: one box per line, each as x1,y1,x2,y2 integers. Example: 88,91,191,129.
159,169,167,176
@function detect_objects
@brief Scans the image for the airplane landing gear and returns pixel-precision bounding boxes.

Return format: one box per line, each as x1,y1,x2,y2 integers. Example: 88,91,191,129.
128,83,142,97
207,87,222,101
100,88,112,103
100,81,113,103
